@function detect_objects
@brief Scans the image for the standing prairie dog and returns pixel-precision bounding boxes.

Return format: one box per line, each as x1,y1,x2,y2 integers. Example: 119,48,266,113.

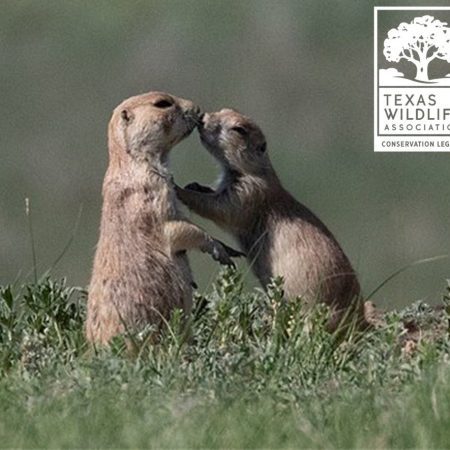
86,93,242,345
176,108,368,331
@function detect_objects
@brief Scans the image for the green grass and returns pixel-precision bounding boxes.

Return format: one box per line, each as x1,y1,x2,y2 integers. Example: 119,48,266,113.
0,270,450,448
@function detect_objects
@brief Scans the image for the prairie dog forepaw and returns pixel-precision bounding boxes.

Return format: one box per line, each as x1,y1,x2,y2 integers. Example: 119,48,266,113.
204,240,242,267
184,182,215,194
218,241,246,258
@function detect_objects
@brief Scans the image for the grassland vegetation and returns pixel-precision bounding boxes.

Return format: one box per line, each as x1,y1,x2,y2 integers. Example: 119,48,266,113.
0,270,449,447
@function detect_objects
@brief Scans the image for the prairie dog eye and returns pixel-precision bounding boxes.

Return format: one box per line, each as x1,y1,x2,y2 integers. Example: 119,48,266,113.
121,109,132,123
153,99,173,109
230,126,247,136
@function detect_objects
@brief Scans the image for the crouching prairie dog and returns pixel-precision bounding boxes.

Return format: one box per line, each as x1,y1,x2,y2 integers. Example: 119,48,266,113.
86,93,242,345
176,108,368,332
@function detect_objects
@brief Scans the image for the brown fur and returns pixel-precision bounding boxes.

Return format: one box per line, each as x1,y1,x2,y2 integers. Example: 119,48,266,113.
176,109,368,331
86,94,241,345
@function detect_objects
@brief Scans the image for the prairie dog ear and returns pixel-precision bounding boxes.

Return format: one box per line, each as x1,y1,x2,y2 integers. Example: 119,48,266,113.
121,109,133,124
258,142,267,153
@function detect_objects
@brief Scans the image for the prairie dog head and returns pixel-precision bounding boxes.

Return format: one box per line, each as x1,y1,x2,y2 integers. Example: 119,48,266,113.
109,91,200,164
198,109,271,176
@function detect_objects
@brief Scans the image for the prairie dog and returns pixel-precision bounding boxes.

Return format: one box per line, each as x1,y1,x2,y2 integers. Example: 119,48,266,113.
86,94,242,345
176,108,367,331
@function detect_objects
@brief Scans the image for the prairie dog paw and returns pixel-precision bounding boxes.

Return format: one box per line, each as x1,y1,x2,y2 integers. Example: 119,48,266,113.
208,240,245,267
209,241,236,267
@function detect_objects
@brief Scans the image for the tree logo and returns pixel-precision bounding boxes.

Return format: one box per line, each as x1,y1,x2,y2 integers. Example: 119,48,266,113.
374,7,450,152
382,15,450,85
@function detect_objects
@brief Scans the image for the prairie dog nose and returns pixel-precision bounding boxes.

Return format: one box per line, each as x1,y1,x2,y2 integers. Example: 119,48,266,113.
178,97,198,115
191,104,201,117
198,112,211,128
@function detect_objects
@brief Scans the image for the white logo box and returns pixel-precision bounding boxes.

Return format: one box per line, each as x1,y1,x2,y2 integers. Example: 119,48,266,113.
374,7,450,152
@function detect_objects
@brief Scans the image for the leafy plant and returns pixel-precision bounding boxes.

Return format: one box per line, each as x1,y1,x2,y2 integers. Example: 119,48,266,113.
0,270,450,447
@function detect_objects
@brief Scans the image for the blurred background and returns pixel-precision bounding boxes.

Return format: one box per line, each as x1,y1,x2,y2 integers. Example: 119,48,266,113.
1,0,449,309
